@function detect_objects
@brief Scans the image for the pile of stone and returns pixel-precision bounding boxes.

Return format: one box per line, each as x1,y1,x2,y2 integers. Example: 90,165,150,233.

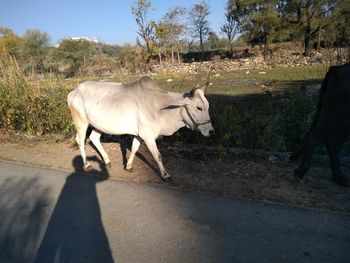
151,47,348,74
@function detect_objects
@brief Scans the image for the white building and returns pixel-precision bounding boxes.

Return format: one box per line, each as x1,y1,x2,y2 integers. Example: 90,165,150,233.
54,37,99,47
71,37,99,43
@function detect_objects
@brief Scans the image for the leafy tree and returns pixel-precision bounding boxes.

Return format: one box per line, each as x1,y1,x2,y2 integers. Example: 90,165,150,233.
229,0,281,57
207,31,220,50
188,1,211,52
279,0,341,56
153,22,169,64
163,6,186,63
44,46,61,73
332,0,350,58
101,44,122,57
0,27,15,37
0,27,23,60
22,29,50,73
57,39,95,77
118,44,137,70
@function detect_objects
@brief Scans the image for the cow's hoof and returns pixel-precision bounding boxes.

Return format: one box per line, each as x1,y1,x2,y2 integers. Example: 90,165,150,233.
162,176,173,183
289,154,298,162
294,168,305,180
335,176,350,187
124,167,133,173
161,173,173,183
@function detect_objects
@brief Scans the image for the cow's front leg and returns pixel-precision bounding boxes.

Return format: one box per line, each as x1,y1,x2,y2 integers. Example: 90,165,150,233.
125,136,141,172
144,138,171,181
295,128,323,179
326,135,349,186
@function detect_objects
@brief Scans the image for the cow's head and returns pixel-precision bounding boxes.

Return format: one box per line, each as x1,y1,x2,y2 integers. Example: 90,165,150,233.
181,82,214,137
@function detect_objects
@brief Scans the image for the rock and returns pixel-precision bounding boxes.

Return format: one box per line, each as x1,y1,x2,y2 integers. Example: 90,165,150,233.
149,47,342,75
268,155,279,163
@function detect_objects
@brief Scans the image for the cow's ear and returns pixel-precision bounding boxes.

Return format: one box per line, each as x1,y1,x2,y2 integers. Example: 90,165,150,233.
189,88,196,98
184,88,197,99
161,96,191,110
161,104,182,110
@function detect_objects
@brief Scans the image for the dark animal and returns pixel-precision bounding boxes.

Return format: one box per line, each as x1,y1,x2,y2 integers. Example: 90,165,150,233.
290,63,350,186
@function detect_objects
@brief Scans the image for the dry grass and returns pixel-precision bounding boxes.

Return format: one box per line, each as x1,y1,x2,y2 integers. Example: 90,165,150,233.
0,55,73,135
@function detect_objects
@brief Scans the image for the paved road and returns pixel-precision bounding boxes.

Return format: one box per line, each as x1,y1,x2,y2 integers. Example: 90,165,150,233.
0,160,349,263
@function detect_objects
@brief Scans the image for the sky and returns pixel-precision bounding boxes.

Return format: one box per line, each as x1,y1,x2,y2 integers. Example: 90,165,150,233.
0,0,227,46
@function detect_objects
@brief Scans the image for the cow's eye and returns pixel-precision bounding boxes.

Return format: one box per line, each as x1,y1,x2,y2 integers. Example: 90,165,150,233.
197,107,203,111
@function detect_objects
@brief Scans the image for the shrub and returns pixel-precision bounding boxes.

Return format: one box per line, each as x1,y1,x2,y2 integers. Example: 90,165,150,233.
0,54,74,136
163,91,319,153
278,92,316,152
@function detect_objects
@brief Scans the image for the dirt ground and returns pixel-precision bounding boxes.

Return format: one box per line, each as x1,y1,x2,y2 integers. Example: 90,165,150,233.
0,133,349,213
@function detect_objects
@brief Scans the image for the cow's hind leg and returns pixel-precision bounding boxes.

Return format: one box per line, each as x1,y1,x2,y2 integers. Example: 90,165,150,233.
69,105,90,170
326,134,349,186
125,136,142,172
143,138,171,181
89,129,111,167
295,128,323,179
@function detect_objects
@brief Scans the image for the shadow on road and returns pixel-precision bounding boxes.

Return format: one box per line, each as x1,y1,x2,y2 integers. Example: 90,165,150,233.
0,176,50,262
35,156,114,263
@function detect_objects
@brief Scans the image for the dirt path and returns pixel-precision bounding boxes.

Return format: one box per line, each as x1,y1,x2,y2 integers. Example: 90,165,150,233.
0,134,349,212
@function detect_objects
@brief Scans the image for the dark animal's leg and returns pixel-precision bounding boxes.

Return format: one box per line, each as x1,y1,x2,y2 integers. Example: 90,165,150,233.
294,129,323,179
345,121,350,133
290,134,308,161
326,135,349,186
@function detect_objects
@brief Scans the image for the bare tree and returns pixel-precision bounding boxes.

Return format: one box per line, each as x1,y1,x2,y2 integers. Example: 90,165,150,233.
189,1,211,53
132,0,154,56
164,7,186,63
221,5,239,56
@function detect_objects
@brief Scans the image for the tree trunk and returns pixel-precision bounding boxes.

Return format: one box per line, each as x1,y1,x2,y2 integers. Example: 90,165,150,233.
262,34,269,60
200,28,204,53
229,41,233,57
304,25,312,57
171,46,174,64
317,25,321,49
200,34,204,61
304,8,312,57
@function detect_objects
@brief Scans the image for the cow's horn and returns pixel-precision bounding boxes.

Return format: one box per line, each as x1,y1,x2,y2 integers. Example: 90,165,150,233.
201,81,209,93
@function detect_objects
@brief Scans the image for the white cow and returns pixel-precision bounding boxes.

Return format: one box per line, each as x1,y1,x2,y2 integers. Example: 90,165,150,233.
67,76,214,180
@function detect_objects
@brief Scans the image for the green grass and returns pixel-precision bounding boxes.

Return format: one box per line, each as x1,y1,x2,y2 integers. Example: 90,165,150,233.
41,63,329,96
152,63,329,95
